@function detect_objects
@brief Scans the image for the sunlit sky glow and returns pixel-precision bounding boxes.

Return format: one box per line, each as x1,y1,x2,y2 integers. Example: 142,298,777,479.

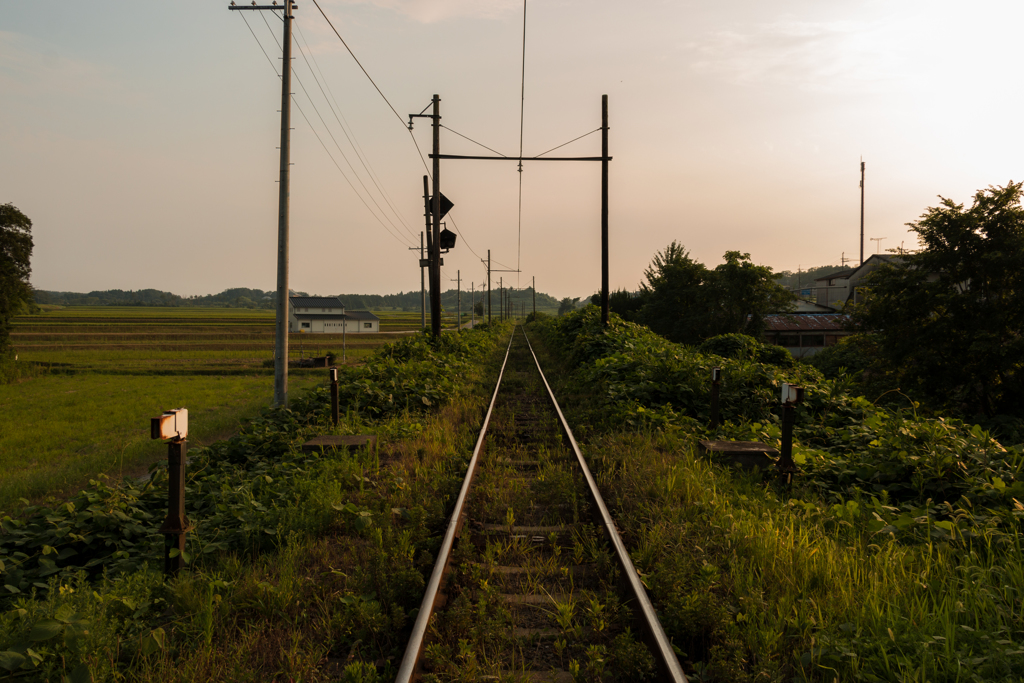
3,0,1022,299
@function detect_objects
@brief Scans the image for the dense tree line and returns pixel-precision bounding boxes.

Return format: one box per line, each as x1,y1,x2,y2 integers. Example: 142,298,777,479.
34,286,562,312
594,242,795,345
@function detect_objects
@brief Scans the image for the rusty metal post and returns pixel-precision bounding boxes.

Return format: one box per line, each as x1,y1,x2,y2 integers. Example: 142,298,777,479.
159,439,188,576
709,367,721,429
601,94,609,327
330,366,339,427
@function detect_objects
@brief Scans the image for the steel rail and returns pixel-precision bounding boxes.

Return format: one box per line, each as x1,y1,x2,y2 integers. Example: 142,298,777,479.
521,329,689,683
394,329,516,683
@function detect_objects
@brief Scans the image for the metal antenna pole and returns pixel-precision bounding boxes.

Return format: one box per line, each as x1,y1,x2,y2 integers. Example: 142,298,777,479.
601,94,609,327
860,160,865,266
430,95,442,337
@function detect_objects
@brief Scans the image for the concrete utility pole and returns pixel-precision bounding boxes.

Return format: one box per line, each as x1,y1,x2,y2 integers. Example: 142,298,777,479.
487,251,492,325
230,0,295,408
471,282,475,328
860,159,866,266
532,276,536,318
499,277,503,321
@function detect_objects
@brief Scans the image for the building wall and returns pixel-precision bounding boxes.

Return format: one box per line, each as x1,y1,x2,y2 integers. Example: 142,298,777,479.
290,317,379,333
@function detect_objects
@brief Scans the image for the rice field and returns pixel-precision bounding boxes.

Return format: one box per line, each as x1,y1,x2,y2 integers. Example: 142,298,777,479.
3,305,432,506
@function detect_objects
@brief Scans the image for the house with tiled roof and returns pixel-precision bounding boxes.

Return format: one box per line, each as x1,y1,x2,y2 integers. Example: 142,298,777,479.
288,296,380,334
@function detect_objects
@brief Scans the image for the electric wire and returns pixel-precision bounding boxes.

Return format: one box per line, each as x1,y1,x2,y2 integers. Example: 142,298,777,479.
290,27,419,243
242,12,414,249
293,17,419,242
439,125,507,157
535,127,601,158
310,0,406,127
256,12,414,248
305,2,491,266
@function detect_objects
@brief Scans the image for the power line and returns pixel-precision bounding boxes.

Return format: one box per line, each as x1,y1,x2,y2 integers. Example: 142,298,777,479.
241,12,414,249
440,124,507,157
290,27,418,243
310,0,406,127
535,127,601,158
307,1,492,267
293,17,418,242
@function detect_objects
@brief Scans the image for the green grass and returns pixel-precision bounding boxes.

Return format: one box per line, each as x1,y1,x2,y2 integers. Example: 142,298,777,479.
0,373,321,512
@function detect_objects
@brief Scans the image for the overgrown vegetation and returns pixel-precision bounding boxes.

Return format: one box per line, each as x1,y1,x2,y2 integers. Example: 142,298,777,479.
0,326,507,681
534,306,1024,680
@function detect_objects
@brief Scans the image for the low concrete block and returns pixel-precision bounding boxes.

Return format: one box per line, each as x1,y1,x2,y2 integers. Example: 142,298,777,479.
698,439,779,472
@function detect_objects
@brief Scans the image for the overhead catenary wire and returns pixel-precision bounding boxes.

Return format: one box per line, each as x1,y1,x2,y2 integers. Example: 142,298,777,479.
516,0,527,287
535,127,601,158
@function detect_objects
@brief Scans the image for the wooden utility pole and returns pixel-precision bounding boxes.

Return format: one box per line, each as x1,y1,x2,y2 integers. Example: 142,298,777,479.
532,276,535,318
487,251,492,325
430,95,442,337
859,160,865,266
601,94,609,326
230,1,295,407
499,277,503,321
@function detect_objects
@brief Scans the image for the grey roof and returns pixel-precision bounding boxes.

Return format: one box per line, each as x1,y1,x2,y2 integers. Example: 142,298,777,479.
342,310,380,321
290,296,344,308
292,310,380,321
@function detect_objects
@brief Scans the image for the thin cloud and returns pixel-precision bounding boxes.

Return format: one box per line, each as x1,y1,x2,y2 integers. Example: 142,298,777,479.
324,0,521,23
685,19,910,93
0,30,118,96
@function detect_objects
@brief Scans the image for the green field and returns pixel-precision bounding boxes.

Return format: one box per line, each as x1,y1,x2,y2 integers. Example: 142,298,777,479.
2,306,434,508
0,373,320,512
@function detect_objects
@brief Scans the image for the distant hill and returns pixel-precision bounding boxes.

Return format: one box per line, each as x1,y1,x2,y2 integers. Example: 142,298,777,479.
34,286,562,312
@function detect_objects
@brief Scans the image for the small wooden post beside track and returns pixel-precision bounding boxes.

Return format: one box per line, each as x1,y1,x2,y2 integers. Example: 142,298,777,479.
329,366,339,427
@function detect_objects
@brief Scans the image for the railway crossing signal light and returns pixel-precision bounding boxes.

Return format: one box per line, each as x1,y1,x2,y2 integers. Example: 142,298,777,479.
439,227,457,251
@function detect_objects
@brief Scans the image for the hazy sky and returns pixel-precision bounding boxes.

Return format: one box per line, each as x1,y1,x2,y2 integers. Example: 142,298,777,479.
3,0,1022,300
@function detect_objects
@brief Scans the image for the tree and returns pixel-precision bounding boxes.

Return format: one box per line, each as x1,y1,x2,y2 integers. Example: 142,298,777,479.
557,297,580,316
638,242,794,345
0,203,34,351
852,182,1024,418
474,301,484,316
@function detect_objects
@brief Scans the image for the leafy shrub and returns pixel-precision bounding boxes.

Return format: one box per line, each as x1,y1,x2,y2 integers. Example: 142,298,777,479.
538,307,1024,540
698,333,794,368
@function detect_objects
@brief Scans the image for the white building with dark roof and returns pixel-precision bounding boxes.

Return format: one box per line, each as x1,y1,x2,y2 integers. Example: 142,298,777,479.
288,296,380,334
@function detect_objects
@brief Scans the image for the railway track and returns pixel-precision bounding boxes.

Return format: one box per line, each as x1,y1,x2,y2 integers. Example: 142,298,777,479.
396,326,686,682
